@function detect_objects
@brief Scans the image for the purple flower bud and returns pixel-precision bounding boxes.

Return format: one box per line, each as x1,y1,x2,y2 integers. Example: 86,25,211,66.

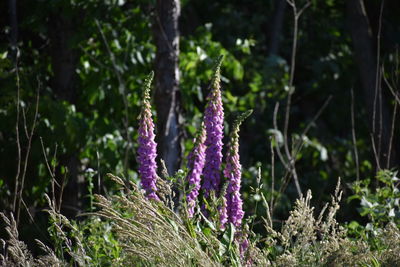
137,72,159,200
186,125,206,217
223,110,252,228
202,56,224,197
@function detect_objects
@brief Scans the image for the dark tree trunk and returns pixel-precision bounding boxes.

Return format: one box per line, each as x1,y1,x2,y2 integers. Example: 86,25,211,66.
268,0,287,56
49,9,84,217
49,12,79,103
153,0,182,175
347,0,397,168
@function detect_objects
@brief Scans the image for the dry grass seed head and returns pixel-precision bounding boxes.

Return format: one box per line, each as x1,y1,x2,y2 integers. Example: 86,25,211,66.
93,176,220,266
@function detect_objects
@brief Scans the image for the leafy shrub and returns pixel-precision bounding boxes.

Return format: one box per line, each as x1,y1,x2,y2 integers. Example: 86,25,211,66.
349,169,400,228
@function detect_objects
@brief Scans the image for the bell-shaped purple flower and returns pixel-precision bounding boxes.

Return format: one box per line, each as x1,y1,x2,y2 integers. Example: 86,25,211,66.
186,125,206,217
202,56,224,197
137,72,159,200
223,110,252,228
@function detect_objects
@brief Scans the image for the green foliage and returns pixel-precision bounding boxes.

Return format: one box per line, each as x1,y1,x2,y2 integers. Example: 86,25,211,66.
349,169,400,227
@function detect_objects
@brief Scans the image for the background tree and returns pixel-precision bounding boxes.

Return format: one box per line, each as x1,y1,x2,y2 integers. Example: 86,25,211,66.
48,3,84,217
153,0,183,175
347,0,398,169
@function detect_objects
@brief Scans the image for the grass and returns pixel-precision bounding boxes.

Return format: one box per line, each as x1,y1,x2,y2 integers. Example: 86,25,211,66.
1,173,400,267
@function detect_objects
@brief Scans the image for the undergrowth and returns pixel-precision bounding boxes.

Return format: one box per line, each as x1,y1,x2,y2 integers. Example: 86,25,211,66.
1,173,400,266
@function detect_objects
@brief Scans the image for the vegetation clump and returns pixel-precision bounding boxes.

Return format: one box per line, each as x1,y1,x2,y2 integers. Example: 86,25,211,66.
1,61,400,267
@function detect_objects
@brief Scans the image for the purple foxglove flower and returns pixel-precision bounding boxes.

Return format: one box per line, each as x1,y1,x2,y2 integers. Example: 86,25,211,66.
137,72,159,200
202,56,224,197
186,124,206,217
219,196,228,229
239,237,249,258
238,234,251,266
223,110,252,228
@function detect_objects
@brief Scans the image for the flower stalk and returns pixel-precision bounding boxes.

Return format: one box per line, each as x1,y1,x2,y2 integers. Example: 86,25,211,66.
137,72,159,200
186,124,207,217
202,55,224,198
223,110,252,228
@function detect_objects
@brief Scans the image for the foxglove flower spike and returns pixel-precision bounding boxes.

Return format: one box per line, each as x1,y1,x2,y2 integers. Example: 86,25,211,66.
202,56,225,197
137,72,159,200
186,124,207,217
223,110,252,227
